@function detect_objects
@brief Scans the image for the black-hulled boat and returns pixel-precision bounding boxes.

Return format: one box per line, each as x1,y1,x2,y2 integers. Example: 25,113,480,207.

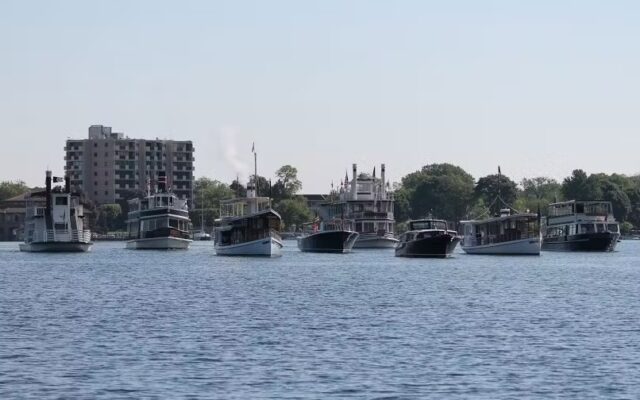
395,219,460,258
542,201,620,252
297,219,359,253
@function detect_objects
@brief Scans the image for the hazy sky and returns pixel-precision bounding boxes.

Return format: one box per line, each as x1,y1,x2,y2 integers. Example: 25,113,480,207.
2,0,639,192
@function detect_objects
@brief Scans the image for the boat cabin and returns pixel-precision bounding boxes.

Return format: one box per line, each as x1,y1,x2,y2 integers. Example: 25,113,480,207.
461,213,539,247
126,194,191,241
216,210,281,246
545,200,619,238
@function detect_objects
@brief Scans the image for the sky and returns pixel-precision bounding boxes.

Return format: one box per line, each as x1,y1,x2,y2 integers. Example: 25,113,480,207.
1,0,639,192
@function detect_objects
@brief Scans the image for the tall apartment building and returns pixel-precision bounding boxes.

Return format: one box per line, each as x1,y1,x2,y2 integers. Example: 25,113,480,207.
64,125,195,205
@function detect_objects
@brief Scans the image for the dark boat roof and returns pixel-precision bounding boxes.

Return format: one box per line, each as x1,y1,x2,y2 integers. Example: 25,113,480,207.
409,218,448,224
460,212,538,225
219,208,281,223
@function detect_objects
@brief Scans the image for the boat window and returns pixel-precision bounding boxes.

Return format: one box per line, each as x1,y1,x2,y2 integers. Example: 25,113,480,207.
575,203,584,213
596,224,606,233
55,197,68,205
363,222,375,233
170,218,179,228
580,224,595,234
608,224,619,232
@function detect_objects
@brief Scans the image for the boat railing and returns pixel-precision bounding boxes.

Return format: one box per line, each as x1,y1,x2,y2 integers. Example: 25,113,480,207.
270,229,282,242
351,211,392,219
30,229,92,243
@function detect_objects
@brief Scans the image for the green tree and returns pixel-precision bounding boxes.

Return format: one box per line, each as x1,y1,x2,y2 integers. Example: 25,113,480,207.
474,174,519,214
519,177,562,214
193,178,234,228
273,165,302,200
392,187,412,223
400,163,475,221
562,169,592,200
96,203,123,233
274,197,313,231
0,180,30,202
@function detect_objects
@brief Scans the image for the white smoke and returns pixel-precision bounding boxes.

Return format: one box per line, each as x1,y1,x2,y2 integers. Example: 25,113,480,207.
219,126,249,183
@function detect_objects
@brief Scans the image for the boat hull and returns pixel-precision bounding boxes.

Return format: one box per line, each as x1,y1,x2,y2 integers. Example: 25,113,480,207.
19,241,93,253
353,234,399,249
461,237,541,255
395,234,460,258
215,236,283,257
126,236,192,250
542,232,619,252
297,230,359,253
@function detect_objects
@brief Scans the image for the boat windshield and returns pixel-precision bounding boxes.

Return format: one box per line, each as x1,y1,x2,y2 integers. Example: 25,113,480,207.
410,220,447,230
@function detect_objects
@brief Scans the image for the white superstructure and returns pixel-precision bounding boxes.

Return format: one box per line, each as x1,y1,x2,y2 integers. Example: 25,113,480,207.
322,164,398,248
20,171,92,252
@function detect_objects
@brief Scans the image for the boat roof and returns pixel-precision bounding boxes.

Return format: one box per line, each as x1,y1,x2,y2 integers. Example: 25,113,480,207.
409,218,448,224
460,212,538,224
218,208,281,223
548,200,612,206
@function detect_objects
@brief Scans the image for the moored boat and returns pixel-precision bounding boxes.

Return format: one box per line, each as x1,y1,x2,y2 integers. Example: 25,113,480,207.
193,230,212,241
297,219,359,253
395,219,460,258
460,209,541,255
125,172,192,250
542,200,620,252
20,171,92,252
321,163,399,249
214,147,283,257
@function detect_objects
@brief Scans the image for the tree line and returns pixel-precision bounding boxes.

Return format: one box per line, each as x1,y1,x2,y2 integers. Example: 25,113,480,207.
394,164,640,234
2,164,640,234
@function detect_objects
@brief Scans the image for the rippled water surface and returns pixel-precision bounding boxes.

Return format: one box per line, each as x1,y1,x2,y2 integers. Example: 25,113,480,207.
1,240,640,399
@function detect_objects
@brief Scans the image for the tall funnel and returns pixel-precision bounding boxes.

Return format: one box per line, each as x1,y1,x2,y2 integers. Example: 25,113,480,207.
381,163,386,198
351,164,358,200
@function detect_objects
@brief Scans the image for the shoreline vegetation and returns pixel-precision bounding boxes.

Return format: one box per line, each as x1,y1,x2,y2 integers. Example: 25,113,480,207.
2,164,640,236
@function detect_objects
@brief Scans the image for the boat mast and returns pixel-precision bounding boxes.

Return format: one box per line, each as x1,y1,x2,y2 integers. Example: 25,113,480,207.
253,142,258,196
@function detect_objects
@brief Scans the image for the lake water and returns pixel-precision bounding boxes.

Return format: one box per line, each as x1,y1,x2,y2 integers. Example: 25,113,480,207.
1,240,639,399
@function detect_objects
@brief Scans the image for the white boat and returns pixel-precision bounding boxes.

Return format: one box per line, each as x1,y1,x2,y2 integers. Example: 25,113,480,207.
460,209,541,255
215,235,283,256
125,172,192,250
214,148,283,257
125,236,191,250
193,230,212,241
20,171,92,253
321,163,398,249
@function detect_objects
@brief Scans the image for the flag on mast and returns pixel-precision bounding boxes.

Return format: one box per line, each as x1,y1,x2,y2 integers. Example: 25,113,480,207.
251,142,255,153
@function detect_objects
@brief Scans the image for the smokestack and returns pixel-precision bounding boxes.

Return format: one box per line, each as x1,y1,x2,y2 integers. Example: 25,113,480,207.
157,171,167,193
351,163,358,200
381,164,386,198
45,170,52,215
